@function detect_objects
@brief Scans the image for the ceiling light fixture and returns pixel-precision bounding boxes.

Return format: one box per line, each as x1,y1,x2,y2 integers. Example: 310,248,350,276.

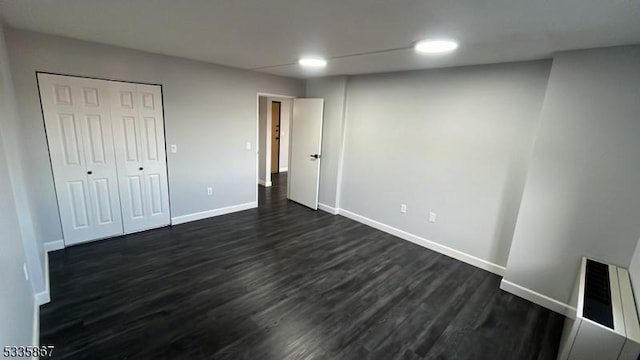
298,57,327,68
414,39,458,54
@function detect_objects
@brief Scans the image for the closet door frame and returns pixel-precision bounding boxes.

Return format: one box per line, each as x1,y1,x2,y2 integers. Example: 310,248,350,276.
37,72,172,243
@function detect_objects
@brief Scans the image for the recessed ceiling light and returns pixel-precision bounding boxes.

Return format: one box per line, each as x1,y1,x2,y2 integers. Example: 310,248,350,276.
414,40,458,54
299,57,327,68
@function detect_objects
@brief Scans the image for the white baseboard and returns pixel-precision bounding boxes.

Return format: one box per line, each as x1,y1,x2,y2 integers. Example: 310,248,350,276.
44,239,65,252
337,208,506,276
258,179,272,187
34,252,50,306
35,291,50,305
32,301,39,349
318,203,339,215
279,167,288,172
171,202,257,225
500,279,575,317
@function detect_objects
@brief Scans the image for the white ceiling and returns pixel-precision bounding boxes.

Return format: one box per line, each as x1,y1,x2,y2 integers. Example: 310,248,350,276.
1,0,639,78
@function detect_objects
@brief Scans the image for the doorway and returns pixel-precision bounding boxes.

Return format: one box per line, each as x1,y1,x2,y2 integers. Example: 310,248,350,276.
271,101,281,174
256,94,324,210
257,95,292,189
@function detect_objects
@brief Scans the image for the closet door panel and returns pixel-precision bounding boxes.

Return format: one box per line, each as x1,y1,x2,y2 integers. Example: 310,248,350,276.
136,84,170,229
38,74,123,245
53,109,94,243
110,82,149,233
127,175,145,219
79,80,123,239
67,180,91,230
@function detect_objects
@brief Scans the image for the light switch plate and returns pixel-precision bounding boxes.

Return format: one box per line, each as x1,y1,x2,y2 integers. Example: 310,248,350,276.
429,212,437,223
170,144,177,153
246,142,252,150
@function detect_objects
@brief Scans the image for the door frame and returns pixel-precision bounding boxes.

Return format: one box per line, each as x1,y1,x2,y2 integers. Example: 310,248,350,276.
36,71,172,244
255,92,295,204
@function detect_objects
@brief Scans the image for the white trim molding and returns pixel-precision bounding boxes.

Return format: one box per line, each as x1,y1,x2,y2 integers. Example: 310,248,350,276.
256,92,295,99
171,202,257,225
35,291,50,306
318,203,339,215
279,168,288,173
34,252,50,306
44,239,65,252
258,179,272,187
32,301,39,348
500,279,575,317
337,208,506,276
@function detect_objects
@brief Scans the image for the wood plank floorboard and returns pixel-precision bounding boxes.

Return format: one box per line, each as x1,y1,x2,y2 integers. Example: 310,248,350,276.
41,173,564,359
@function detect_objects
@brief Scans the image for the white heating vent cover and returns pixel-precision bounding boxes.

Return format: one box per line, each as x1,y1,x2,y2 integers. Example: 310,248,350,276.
557,257,640,360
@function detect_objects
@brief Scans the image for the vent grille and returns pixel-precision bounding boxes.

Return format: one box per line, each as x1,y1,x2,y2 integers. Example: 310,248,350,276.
583,259,613,329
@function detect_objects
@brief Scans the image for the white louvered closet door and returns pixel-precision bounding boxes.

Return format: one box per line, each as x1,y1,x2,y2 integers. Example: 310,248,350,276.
38,74,124,245
110,82,170,233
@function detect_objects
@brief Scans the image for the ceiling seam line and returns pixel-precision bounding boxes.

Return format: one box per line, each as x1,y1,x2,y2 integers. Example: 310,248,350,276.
249,45,413,70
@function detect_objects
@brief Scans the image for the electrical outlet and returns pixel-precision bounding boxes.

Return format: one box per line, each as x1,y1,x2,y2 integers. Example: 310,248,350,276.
170,144,178,153
207,187,213,196
23,263,29,281
429,212,437,223
400,204,407,213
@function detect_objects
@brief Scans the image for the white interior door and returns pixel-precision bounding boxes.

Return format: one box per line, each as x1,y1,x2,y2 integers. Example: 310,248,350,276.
110,82,170,233
38,74,123,245
288,98,324,210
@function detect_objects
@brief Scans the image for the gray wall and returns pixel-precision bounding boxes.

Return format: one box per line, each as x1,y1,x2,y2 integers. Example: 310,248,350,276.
6,28,304,245
306,76,348,209
0,26,45,296
338,62,551,267
504,46,640,304
0,23,36,347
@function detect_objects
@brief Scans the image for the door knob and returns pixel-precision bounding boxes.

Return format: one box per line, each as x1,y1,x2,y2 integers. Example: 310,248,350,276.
309,154,320,159
139,167,144,171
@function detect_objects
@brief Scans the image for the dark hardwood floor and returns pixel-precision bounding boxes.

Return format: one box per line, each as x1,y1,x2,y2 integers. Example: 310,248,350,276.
41,172,564,359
